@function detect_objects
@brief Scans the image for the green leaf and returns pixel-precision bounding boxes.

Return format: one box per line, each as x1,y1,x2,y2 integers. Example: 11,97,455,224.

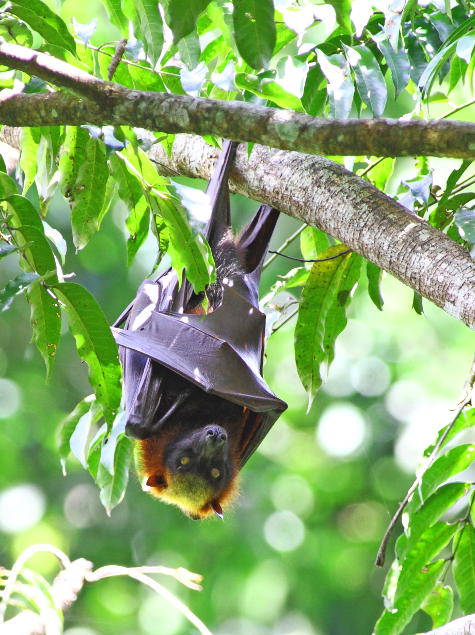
26,280,61,382
9,0,76,55
376,36,411,97
6,194,43,233
53,282,122,426
124,0,164,67
269,267,309,300
71,137,110,250
421,582,454,629
345,45,387,117
454,524,475,614
70,399,102,468
0,272,39,313
87,422,108,480
302,64,327,117
423,408,475,460
98,175,117,230
233,0,276,71
395,522,457,602
410,445,475,517
160,65,187,95
367,157,395,192
19,128,40,195
316,50,354,119
300,226,330,266
437,160,472,209
322,251,362,370
294,245,355,410
404,482,470,555
382,558,400,609
274,12,296,56
366,261,384,311
0,171,20,197
151,193,213,293
412,291,424,315
98,0,129,36
375,560,444,635
98,434,133,513
12,225,57,278
98,47,134,87
178,31,201,69
128,61,167,92
235,73,305,112
0,243,33,261
109,153,150,266
325,0,351,33
100,411,126,475
166,0,212,43
0,16,33,47
57,394,96,470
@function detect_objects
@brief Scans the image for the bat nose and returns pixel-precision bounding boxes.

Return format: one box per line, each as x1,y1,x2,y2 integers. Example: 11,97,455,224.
205,426,227,443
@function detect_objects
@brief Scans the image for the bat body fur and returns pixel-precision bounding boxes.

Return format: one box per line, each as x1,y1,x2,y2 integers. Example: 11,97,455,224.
113,141,287,520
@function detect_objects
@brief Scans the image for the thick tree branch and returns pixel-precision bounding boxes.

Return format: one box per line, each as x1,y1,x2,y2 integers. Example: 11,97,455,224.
144,134,475,330
2,124,475,330
2,41,475,158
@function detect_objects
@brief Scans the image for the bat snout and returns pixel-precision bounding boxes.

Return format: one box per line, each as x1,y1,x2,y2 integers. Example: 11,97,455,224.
201,425,228,458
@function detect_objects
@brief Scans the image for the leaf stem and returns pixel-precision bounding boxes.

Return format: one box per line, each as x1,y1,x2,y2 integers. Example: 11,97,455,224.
263,224,306,270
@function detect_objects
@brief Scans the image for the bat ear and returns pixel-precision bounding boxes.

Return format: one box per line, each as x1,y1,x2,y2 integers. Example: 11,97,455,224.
146,474,166,490
211,500,224,520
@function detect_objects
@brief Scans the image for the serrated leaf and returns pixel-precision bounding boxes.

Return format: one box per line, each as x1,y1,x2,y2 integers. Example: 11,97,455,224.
404,482,470,555
0,272,39,313
235,73,305,112
395,522,457,602
375,560,444,635
71,137,109,250
345,44,387,117
98,434,133,513
454,524,475,614
57,394,96,469
233,0,276,70
376,36,410,98
53,282,121,426
98,0,129,36
294,245,354,409
9,0,76,54
421,581,454,629
26,280,61,382
19,128,40,195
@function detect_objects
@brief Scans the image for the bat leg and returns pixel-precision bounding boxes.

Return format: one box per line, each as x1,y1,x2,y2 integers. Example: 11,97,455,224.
147,385,194,436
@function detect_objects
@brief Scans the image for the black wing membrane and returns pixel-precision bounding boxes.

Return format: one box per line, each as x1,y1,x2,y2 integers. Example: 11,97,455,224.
112,140,287,468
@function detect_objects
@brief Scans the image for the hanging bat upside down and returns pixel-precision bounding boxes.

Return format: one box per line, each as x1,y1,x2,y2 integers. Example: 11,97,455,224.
112,141,287,520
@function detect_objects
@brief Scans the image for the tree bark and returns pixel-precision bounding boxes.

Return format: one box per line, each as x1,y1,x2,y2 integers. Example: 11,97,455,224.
2,41,475,159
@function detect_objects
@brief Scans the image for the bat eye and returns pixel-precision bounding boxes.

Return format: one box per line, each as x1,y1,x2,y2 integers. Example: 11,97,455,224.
211,468,220,478
181,456,190,465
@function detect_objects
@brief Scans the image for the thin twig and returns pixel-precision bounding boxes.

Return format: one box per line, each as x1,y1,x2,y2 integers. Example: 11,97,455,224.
0,544,71,625
87,564,202,591
85,566,212,635
267,248,352,263
263,224,306,270
439,97,475,120
375,354,475,567
359,156,386,177
270,306,299,334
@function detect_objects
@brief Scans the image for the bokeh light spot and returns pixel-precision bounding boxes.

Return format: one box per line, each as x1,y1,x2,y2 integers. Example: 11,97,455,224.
316,404,366,457
0,484,46,533
0,378,20,418
264,511,305,552
350,357,390,397
271,474,314,517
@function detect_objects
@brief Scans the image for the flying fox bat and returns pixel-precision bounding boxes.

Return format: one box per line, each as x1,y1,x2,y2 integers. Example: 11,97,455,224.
111,140,287,520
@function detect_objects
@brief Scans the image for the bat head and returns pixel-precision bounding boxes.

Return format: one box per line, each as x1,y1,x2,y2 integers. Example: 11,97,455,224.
136,424,239,520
